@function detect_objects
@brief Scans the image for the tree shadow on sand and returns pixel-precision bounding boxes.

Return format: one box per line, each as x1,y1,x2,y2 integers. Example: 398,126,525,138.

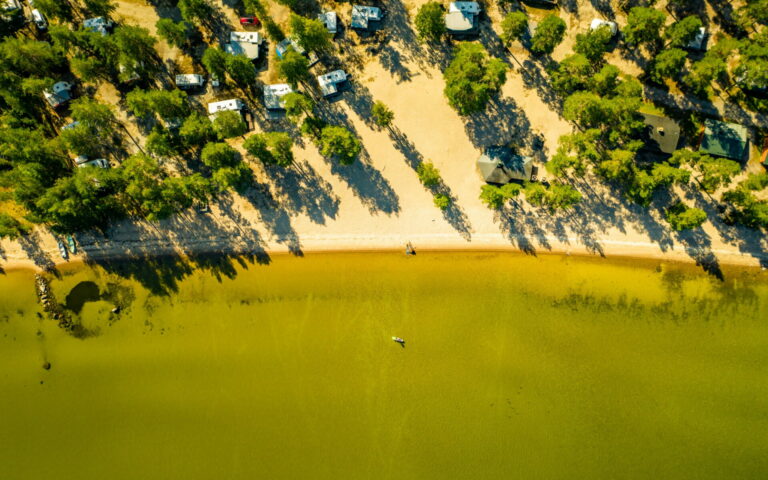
262,160,341,225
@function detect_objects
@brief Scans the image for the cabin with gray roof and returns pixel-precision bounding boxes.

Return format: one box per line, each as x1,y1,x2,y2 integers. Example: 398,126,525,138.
700,120,749,161
351,5,382,31
318,11,338,35
639,113,681,156
477,147,533,184
446,2,480,36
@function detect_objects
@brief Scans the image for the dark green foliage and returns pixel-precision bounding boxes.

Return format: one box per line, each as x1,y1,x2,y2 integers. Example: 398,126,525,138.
500,12,528,46
443,43,507,115
591,64,621,96
649,48,687,83
202,47,227,80
156,19,189,48
300,116,327,138
225,54,257,87
277,49,310,86
547,129,602,177
416,161,441,187
479,184,506,209
179,113,215,148
530,14,566,55
201,142,239,170
415,2,446,43
433,193,451,210
178,0,214,24
665,16,702,48
550,54,592,94
742,172,768,190
665,202,707,230
125,88,189,120
371,101,394,128
212,111,247,139
244,132,294,167
694,156,741,192
723,184,768,228
83,0,116,17
29,0,73,22
320,126,361,164
574,25,613,63
145,127,178,158
0,213,28,239
112,25,157,66
283,92,315,121
624,7,666,46
562,91,644,145
290,14,332,52
212,164,253,193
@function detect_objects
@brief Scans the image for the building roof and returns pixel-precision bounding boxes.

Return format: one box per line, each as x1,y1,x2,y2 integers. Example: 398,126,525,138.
687,27,707,51
263,84,293,110
317,70,347,97
225,31,262,59
207,99,245,115
175,74,205,87
445,11,477,33
449,2,480,13
351,5,382,30
44,81,73,108
477,147,533,184
276,37,306,59
83,17,113,35
318,11,338,34
700,119,749,161
640,113,681,155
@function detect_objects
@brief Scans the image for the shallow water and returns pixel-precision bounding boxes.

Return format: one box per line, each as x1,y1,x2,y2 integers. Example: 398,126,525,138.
1,252,767,479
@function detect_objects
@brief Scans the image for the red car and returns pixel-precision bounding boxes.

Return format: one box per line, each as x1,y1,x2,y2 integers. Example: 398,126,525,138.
240,16,260,26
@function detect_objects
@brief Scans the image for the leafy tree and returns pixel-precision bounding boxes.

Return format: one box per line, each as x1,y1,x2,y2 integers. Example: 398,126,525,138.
225,53,257,87
597,149,635,182
742,172,768,191
244,132,294,167
125,89,188,120
145,126,177,157
212,111,247,139
415,2,446,43
665,16,702,48
277,49,310,86
544,183,582,210
433,193,451,210
500,12,528,46
156,19,188,48
201,142,238,170
550,53,591,94
0,38,62,75
500,182,522,199
179,113,215,148
178,0,214,24
289,14,332,52
624,7,666,47
283,92,315,121
547,129,602,177
666,202,707,230
112,25,157,66
649,48,687,83
651,162,691,186
319,125,361,165
60,123,100,157
29,0,72,22
0,213,28,239
371,101,394,128
83,0,115,17
416,161,441,187
530,14,566,55
202,47,227,81
723,185,768,228
70,97,117,138
591,64,621,96
562,91,643,145
300,116,327,138
480,184,505,209
574,25,613,64
684,54,727,96
694,156,741,192
212,164,252,193
443,43,507,115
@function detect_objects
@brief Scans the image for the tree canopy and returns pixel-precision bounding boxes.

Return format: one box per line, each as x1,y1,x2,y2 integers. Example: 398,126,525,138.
530,14,566,55
415,2,446,43
443,43,507,115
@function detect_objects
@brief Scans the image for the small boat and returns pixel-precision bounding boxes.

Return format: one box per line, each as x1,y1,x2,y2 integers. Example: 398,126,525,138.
405,242,415,256
57,239,69,260
66,235,77,254
392,336,405,346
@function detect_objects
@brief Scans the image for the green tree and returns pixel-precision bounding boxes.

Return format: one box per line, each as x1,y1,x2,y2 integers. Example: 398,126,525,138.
319,125,361,165
29,0,72,22
179,113,215,148
202,47,227,81
145,126,177,157
416,161,441,187
83,0,115,17
550,53,591,94
665,16,702,48
212,111,247,139
289,14,332,52
178,0,214,24
0,213,28,239
201,142,238,170
156,19,188,48
283,92,315,121
212,164,252,193
125,88,188,120
371,101,394,128
530,14,566,55
433,193,451,210
544,183,582,210
415,2,446,43
591,64,621,96
694,156,741,192
500,12,528,46
480,184,505,209
277,49,310,86
624,7,666,47
225,54,257,87
649,48,687,83
112,25,157,65
443,43,507,115
574,25,613,64
244,132,294,167
666,202,707,230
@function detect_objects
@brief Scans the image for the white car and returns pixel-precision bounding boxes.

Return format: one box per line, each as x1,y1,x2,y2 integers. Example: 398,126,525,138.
590,18,618,36
31,8,47,30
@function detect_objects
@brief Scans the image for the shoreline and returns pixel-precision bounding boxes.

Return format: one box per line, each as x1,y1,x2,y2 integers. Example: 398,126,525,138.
2,232,766,274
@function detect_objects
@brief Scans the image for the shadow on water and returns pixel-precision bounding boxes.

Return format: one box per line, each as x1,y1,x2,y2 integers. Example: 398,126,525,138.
65,281,101,314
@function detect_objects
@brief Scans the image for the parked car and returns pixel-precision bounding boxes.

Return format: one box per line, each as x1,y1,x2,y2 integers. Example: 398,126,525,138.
239,16,259,26
31,9,47,30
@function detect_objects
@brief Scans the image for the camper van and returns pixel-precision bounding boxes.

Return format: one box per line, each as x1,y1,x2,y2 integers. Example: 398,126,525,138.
31,9,47,30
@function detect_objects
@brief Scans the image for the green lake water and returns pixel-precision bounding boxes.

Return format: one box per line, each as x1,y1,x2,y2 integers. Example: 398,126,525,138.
1,252,767,479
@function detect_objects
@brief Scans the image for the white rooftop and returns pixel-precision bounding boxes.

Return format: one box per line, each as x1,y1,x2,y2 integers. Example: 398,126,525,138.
207,99,245,115
351,5,382,30
318,11,338,34
449,2,480,14
590,18,617,35
317,70,347,96
230,31,262,44
175,74,205,86
263,83,294,110
44,81,73,107
225,32,263,59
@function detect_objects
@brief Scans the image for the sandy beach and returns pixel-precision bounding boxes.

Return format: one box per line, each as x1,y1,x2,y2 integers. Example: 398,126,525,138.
1,0,766,273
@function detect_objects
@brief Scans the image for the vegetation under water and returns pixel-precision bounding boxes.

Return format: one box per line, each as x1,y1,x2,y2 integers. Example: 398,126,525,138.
1,252,767,479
